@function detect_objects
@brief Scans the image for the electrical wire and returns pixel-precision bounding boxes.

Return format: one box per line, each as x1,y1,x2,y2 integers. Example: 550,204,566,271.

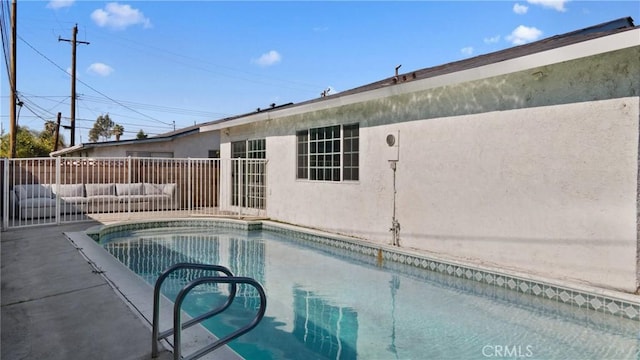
78,94,228,118
90,31,324,93
18,34,174,127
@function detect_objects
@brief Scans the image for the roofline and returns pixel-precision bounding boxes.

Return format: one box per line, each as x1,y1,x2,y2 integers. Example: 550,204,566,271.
50,128,200,156
201,22,639,133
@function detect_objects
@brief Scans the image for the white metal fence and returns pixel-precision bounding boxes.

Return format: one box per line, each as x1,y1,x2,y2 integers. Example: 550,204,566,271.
1,157,267,229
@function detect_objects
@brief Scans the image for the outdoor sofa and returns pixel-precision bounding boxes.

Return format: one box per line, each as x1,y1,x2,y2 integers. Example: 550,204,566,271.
10,182,178,220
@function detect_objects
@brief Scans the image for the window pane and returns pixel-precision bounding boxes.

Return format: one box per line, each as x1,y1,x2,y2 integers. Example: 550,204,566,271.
333,169,340,181
343,123,359,181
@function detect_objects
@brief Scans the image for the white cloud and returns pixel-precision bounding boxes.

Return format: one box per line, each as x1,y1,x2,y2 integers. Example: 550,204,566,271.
461,47,474,56
91,3,152,30
513,3,529,14
253,50,282,67
506,25,543,45
87,63,114,76
526,0,568,12
47,0,74,9
484,35,501,44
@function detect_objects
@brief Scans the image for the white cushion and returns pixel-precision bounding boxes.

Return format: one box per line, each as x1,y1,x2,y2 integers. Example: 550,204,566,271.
52,183,85,198
85,183,116,197
14,184,53,200
144,183,165,195
162,183,176,196
116,183,143,196
20,197,56,207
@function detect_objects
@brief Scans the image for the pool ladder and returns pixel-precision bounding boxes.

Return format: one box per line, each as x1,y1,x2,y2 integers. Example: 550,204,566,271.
151,263,267,360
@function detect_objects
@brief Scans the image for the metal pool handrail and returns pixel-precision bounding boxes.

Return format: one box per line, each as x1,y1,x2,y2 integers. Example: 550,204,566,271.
151,263,267,360
151,263,236,358
173,276,267,360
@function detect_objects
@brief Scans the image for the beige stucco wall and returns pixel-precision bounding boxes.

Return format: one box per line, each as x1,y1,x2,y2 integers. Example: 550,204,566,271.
394,98,638,291
219,44,640,292
254,98,638,292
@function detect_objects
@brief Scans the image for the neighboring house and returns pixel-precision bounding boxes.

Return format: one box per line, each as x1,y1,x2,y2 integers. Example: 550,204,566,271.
50,123,221,158
195,17,638,293
49,104,293,158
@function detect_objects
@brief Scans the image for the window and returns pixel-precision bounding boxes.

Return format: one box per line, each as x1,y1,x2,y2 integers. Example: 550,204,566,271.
231,139,266,209
296,123,359,182
247,139,266,159
231,141,246,158
296,131,308,179
343,124,359,181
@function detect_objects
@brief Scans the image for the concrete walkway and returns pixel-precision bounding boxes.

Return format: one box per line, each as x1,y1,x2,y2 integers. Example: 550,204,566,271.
1,222,173,360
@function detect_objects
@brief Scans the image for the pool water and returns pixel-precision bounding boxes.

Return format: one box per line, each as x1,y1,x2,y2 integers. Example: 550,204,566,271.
103,227,639,359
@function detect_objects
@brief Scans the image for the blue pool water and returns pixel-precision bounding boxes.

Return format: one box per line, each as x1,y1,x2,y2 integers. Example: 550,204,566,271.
102,227,639,359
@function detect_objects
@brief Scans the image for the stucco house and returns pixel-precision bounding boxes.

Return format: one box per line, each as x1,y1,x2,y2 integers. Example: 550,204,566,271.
197,17,638,293
50,17,640,293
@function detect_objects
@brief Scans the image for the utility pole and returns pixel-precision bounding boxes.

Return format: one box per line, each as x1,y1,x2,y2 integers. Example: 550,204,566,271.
59,24,89,146
9,0,17,158
53,112,61,152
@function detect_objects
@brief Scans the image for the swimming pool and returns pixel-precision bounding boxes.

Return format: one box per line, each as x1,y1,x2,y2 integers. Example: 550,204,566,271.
99,221,639,359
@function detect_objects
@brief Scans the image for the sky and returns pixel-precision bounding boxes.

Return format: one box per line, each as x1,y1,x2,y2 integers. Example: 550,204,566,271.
1,0,639,144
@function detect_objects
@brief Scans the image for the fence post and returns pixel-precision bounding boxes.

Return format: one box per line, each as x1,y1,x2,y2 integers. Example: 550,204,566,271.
55,157,61,225
2,158,8,229
127,156,132,215
263,159,268,217
187,157,193,214
238,159,243,218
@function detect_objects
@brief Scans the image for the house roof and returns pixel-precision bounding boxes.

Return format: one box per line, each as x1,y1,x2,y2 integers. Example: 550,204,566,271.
325,17,636,100
52,17,637,156
49,125,200,156
199,16,637,132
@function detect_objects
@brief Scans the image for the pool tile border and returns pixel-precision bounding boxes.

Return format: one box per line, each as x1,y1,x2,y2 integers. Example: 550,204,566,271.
262,223,640,321
92,218,640,321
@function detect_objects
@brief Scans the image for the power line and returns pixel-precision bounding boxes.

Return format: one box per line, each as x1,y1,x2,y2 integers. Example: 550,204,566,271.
18,33,174,128
78,94,229,118
90,31,324,93
58,24,89,146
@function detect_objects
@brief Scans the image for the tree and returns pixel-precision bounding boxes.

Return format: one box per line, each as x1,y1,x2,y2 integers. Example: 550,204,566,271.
88,114,114,142
136,129,148,139
112,124,125,141
0,126,54,158
39,120,65,150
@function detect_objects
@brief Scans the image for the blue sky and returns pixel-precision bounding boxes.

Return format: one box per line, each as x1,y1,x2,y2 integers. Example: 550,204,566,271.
2,1,639,143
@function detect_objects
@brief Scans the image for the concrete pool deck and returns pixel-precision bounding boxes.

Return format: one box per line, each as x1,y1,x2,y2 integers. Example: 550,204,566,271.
1,222,174,360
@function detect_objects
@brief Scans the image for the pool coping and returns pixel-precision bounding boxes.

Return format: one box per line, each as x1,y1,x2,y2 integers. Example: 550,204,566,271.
88,217,640,322
66,227,243,360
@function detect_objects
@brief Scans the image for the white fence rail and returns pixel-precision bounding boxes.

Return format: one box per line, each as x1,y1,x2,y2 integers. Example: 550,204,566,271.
1,157,267,229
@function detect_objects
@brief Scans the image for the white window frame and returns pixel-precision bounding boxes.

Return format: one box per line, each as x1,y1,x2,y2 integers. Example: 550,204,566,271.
296,123,359,182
